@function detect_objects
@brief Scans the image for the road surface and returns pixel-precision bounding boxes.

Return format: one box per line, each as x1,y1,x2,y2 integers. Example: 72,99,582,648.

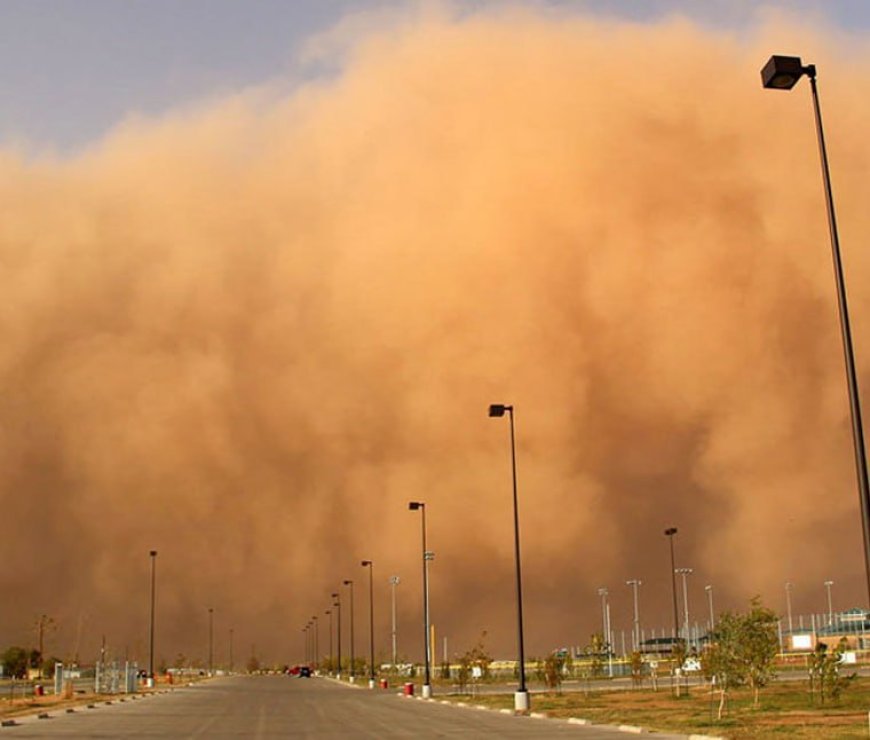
0,675,692,738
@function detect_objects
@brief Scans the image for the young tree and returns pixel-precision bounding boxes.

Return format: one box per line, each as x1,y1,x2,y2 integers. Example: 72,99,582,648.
701,596,780,718
701,612,744,720
738,597,779,707
810,638,855,705
543,652,565,693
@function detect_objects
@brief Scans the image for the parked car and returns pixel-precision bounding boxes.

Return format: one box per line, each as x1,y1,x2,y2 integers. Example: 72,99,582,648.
299,666,311,678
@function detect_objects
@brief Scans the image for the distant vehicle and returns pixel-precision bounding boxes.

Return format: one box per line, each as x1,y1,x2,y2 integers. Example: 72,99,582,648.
299,666,311,678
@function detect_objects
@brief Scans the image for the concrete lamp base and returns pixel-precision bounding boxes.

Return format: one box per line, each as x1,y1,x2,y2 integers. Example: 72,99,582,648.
368,679,375,689
422,684,432,699
514,690,530,714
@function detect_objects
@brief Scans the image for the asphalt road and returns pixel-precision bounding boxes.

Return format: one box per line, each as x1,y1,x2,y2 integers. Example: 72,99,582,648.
0,675,695,738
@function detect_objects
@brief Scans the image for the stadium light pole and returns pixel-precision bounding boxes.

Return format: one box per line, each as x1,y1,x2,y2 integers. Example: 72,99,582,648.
626,579,642,651
705,584,715,632
824,580,835,626
761,55,870,608
676,568,693,644
409,501,432,698
389,576,400,668
488,403,529,714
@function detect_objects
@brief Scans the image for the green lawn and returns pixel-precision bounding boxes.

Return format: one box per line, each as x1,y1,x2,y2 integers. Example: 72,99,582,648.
444,678,870,738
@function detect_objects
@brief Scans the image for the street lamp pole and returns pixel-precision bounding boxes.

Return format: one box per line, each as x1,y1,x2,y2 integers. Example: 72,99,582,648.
148,550,157,680
343,580,355,681
409,502,432,698
762,55,870,608
361,560,376,687
626,580,641,652
229,627,234,673
705,585,715,632
332,592,342,678
208,607,214,676
326,610,333,674
664,528,680,641
312,615,319,671
489,403,529,713
785,582,794,634
389,576,400,667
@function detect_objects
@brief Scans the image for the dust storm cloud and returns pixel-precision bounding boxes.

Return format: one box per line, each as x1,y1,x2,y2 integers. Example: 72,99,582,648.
2,6,870,665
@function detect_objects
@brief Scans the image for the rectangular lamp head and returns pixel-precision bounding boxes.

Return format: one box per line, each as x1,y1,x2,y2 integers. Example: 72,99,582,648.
761,55,804,89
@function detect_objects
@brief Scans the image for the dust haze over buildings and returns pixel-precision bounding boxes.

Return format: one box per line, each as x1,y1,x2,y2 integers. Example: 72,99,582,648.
1,5,870,666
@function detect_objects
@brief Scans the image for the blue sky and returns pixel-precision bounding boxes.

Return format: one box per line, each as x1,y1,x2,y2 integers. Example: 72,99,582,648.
1,0,868,152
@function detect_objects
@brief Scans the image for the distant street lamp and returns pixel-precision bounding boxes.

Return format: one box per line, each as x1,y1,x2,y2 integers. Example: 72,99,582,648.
229,627,234,673
302,626,309,664
389,576,400,667
626,580,642,651
489,403,529,714
664,528,680,640
705,585,715,632
824,580,835,626
361,560,376,687
785,582,794,634
312,615,319,671
325,609,333,674
409,501,432,698
332,592,342,678
761,55,870,607
343,579,355,681
208,608,214,676
148,550,157,680
676,568,693,643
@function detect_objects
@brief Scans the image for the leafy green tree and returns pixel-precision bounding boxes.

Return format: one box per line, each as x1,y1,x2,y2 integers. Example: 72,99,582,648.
809,638,855,705
739,597,780,706
2,646,28,678
701,596,780,718
543,652,565,693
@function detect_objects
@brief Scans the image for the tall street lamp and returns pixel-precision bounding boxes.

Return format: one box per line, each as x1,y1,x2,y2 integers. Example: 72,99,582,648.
302,626,309,664
343,579,355,681
332,592,342,678
208,607,214,676
705,585,715,633
312,615,319,671
409,501,432,698
325,609,333,674
148,550,157,681
676,568,693,643
824,580,835,626
229,627,234,674
489,403,529,714
361,560,376,687
785,582,794,634
389,576,400,668
762,55,870,607
664,528,680,641
626,580,642,652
